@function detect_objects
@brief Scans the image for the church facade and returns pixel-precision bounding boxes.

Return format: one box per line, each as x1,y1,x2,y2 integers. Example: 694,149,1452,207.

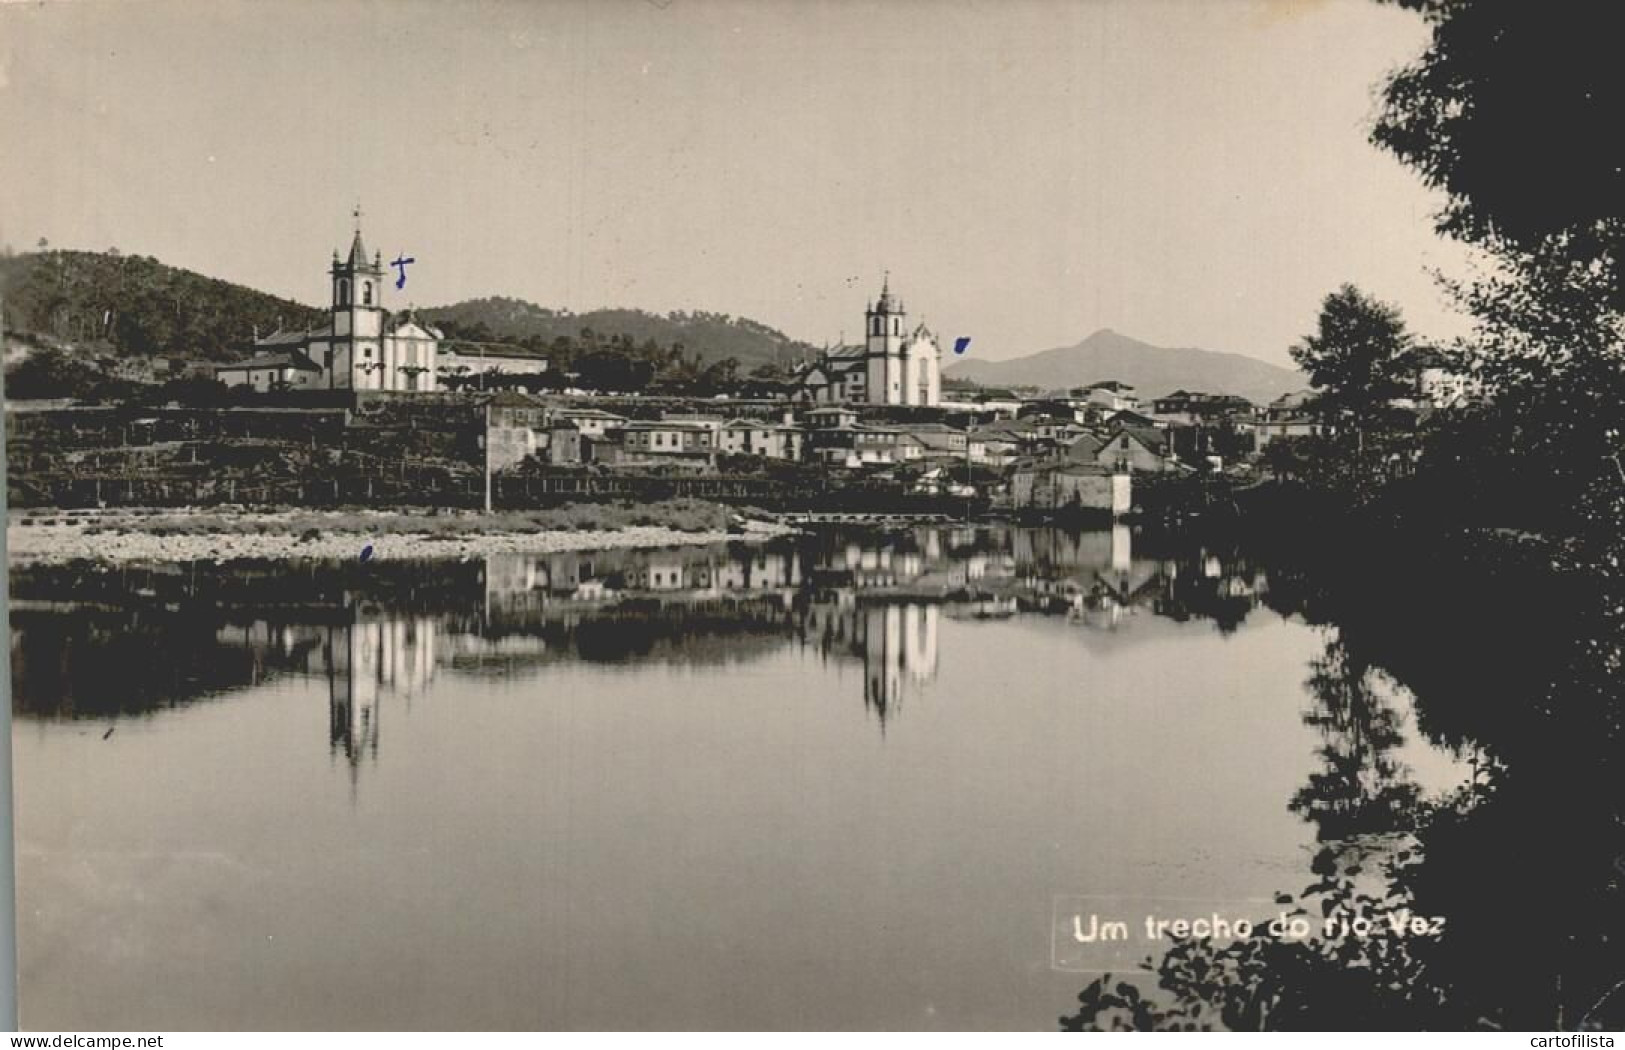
216,221,441,393
798,276,942,406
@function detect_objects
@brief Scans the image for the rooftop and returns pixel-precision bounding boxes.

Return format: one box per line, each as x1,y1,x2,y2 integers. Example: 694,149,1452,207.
216,351,321,372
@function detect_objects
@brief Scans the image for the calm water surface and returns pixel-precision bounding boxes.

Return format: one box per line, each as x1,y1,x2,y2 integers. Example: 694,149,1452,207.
10,527,1465,1029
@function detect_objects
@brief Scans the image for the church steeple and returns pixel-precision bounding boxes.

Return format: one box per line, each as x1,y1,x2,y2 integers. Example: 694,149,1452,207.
331,206,383,311
341,204,378,273
874,271,897,314
347,229,369,269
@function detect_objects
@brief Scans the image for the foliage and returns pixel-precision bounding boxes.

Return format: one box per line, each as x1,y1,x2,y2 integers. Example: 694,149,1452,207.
573,348,657,393
418,296,817,373
1289,285,1416,437
5,347,136,401
140,374,234,407
1371,0,1625,265
1372,1,1625,557
0,250,322,360
1060,843,1451,1031
1064,515,1625,1031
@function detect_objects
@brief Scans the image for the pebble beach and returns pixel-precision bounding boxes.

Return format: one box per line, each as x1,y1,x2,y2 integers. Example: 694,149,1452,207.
6,508,794,565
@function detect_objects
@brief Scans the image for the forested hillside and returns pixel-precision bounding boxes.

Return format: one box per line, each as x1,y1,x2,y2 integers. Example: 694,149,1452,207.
0,251,323,360
418,296,816,372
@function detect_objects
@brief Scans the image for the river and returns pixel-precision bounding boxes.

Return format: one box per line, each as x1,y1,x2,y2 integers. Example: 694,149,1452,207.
9,525,1469,1030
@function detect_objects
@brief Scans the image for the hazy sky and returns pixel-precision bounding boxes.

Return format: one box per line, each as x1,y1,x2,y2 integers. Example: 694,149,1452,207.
0,0,1474,366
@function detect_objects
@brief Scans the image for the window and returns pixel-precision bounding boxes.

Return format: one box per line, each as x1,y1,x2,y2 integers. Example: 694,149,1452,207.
364,347,372,359
337,279,350,306
892,318,899,335
362,281,373,306
872,317,881,336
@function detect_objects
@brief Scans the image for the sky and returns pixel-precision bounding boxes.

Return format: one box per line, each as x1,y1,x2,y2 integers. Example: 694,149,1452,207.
0,0,1475,367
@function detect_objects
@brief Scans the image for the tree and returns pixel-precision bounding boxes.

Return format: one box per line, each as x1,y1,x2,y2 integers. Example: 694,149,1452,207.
1372,1,1625,267
574,349,652,393
5,347,115,400
149,373,231,407
1372,1,1625,552
1290,285,1415,453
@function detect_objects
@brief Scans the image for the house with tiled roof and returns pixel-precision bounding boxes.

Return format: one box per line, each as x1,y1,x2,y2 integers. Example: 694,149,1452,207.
439,341,549,379
1097,425,1178,472
213,350,324,392
718,417,805,461
1251,390,1329,448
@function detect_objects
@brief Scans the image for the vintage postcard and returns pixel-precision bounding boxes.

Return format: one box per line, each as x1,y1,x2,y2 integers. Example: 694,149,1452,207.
3,0,1620,1035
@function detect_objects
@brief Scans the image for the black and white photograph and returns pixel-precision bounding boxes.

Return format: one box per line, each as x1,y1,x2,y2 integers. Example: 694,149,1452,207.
3,0,1623,1035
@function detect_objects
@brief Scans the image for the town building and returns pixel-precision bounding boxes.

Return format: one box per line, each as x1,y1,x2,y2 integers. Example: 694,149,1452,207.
439,342,550,381
483,391,549,470
807,421,924,468
1010,460,1132,514
718,418,805,461
1151,391,1255,425
1097,425,1177,472
1083,380,1140,414
798,275,942,406
616,420,717,469
213,349,323,393
892,422,968,458
215,218,442,393
1252,391,1328,448
551,407,629,439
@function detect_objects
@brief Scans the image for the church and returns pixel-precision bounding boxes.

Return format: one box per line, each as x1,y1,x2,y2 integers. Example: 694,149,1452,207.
216,217,441,393
797,275,942,407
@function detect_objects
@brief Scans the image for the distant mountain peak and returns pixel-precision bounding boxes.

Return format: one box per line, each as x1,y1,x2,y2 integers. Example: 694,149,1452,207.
945,329,1302,403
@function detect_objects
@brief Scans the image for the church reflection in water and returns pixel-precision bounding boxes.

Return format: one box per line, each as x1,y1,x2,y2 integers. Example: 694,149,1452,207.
10,524,1273,777
805,599,939,724
325,612,438,771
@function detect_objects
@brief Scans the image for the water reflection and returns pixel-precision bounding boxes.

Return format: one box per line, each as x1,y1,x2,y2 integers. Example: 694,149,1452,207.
11,525,1285,758
11,523,1467,1030
1289,632,1422,840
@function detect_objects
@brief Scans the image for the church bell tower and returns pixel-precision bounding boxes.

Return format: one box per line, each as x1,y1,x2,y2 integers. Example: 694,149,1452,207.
330,206,386,389
865,272,905,405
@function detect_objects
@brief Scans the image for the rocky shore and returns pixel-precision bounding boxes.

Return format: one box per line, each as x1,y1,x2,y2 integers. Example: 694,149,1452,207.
6,507,795,565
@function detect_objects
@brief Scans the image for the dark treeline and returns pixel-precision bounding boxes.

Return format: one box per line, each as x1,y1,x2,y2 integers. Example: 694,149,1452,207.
1061,0,1625,1030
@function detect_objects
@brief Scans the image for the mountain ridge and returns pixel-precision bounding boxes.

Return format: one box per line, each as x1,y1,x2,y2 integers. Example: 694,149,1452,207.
945,328,1303,403
0,252,818,370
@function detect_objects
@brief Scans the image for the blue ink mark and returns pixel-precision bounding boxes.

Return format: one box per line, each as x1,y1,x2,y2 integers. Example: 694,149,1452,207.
390,255,415,290
953,336,971,355
360,544,375,562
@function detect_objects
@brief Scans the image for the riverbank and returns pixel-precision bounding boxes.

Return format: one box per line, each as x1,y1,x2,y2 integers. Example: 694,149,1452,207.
5,503,796,565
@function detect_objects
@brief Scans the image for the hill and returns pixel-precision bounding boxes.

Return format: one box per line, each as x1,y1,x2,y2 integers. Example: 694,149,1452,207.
416,297,816,371
0,251,323,361
0,253,819,375
945,328,1303,403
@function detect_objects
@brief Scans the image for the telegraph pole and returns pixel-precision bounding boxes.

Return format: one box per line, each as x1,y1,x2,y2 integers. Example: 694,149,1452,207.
482,397,493,514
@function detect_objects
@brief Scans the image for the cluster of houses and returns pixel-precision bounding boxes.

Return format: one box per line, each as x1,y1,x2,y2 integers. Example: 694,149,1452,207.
199,224,1475,515
474,377,1361,514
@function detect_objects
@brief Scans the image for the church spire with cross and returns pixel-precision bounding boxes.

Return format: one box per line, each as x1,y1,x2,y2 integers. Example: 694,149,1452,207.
874,270,899,314
346,203,372,269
